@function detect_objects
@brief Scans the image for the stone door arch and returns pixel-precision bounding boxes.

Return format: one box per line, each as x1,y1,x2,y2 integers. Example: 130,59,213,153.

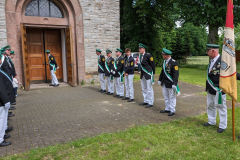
5,0,85,88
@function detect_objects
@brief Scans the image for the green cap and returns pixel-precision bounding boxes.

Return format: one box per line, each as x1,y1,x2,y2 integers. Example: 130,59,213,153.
106,49,112,53
96,49,101,52
162,48,172,55
1,45,11,51
206,44,220,49
116,48,123,53
10,51,15,55
139,43,147,49
46,50,50,53
0,49,5,55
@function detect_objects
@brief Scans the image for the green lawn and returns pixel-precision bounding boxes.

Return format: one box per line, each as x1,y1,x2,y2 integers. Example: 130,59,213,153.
3,108,240,160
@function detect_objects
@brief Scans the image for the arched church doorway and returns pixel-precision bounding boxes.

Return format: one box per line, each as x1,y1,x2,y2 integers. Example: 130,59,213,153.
5,0,85,90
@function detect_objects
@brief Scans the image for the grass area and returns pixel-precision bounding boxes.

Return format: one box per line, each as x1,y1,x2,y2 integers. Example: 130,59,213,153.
185,56,209,65
3,108,240,160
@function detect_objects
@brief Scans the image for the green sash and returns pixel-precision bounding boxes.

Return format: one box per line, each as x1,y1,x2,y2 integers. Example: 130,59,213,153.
207,64,222,106
9,58,14,68
114,58,124,83
0,69,12,83
139,54,154,85
49,63,56,73
105,59,113,81
98,57,104,72
163,60,180,95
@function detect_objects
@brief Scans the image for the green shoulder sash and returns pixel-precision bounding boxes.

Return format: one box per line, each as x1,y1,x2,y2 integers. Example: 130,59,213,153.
163,60,180,95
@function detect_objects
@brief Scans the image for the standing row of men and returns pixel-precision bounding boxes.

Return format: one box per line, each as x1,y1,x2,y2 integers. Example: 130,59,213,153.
96,43,180,116
0,45,17,147
96,42,240,133
97,48,134,101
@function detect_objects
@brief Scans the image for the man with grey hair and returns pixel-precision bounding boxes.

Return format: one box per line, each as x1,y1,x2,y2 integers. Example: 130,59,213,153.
203,44,227,133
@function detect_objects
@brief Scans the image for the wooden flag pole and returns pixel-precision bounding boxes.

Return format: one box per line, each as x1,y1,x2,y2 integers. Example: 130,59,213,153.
232,99,235,141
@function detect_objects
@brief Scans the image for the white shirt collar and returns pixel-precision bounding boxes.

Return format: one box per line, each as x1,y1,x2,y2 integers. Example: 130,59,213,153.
211,54,220,64
166,57,171,64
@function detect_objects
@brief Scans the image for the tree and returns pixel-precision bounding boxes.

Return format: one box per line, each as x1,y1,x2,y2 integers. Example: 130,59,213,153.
182,30,194,62
176,0,240,44
120,0,176,66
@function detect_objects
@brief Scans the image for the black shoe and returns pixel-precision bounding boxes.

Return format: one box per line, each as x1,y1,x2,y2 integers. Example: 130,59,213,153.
8,113,14,117
145,104,153,108
99,89,103,92
56,84,59,86
217,128,225,133
128,99,134,102
11,103,16,105
168,112,175,116
5,127,13,133
101,90,106,93
139,102,148,106
105,92,110,94
0,141,11,147
122,97,129,100
8,112,12,114
118,96,124,98
49,84,54,86
108,93,114,95
53,85,58,87
203,123,211,126
160,110,170,113
9,106,16,110
113,95,119,97
4,135,10,139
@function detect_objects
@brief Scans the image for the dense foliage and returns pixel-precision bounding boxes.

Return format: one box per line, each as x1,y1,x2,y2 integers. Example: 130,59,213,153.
120,0,240,66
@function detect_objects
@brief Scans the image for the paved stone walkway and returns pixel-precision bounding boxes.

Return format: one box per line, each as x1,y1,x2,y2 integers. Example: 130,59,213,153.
1,79,239,156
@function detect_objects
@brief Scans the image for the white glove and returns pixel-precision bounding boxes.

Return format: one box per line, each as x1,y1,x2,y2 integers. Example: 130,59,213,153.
172,85,176,91
57,67,59,69
4,102,10,110
158,81,161,85
112,71,116,74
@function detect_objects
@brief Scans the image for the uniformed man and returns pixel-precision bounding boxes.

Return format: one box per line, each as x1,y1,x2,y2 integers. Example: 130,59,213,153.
122,48,134,102
96,49,106,93
0,53,12,147
1,46,13,79
8,51,16,78
46,50,59,87
112,48,124,98
1,46,16,115
158,48,180,116
203,44,227,133
104,49,114,95
138,43,155,108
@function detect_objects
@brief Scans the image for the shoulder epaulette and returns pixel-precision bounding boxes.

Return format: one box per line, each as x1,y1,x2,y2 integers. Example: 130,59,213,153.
172,59,176,62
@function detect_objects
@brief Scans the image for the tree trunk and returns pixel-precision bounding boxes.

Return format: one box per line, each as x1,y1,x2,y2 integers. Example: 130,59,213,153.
208,25,219,44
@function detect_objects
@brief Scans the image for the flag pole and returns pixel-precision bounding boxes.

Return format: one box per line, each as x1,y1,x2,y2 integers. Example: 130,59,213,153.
232,99,235,141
